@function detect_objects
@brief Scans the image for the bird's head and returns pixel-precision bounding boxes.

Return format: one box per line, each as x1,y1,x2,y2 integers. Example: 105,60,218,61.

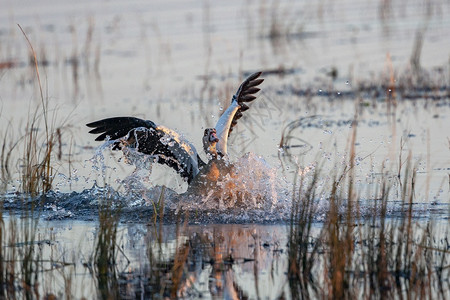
202,128,219,158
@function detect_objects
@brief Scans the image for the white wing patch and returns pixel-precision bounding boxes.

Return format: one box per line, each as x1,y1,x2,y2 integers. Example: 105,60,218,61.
213,72,263,157
157,126,197,157
156,125,200,178
215,101,240,156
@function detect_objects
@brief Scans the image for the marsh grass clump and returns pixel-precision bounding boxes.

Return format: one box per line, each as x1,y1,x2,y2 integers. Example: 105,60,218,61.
0,122,21,192
356,160,449,299
92,191,122,299
21,106,57,197
287,166,322,298
0,202,79,299
0,25,78,299
18,25,60,197
287,112,450,299
0,205,45,299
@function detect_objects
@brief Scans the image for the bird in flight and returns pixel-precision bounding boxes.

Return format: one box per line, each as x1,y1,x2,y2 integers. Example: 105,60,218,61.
86,72,264,185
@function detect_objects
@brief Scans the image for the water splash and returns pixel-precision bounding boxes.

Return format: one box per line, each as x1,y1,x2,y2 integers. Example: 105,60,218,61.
168,153,292,222
7,141,445,223
104,147,293,222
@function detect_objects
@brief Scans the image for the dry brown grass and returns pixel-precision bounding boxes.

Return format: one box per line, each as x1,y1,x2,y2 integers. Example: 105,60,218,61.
286,101,449,299
15,24,72,197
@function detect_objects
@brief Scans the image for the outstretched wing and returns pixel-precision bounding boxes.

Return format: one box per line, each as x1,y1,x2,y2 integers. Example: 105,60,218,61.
87,117,204,183
215,72,264,156
86,117,156,141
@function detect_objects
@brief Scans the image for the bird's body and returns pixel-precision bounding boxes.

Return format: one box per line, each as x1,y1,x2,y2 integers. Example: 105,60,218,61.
87,72,263,186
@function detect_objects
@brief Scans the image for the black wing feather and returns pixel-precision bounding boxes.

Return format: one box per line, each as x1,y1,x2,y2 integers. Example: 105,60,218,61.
86,117,156,141
228,72,264,136
86,117,202,183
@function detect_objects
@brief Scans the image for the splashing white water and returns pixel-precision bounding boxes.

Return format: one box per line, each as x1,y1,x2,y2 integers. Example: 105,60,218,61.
83,143,294,221
188,153,289,211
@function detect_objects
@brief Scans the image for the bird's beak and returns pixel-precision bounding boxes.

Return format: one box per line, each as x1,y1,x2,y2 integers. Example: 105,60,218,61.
209,132,219,143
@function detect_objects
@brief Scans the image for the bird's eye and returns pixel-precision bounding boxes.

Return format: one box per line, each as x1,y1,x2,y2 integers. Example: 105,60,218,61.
204,129,208,136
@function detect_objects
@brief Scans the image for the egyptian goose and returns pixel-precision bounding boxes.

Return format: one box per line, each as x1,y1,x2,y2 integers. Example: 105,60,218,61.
86,72,264,184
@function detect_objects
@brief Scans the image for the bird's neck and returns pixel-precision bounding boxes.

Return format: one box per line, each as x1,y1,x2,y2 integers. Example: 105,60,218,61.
205,144,218,159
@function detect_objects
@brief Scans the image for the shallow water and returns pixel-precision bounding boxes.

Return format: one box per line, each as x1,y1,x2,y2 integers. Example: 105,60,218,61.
0,0,449,298
1,213,448,298
0,217,293,298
